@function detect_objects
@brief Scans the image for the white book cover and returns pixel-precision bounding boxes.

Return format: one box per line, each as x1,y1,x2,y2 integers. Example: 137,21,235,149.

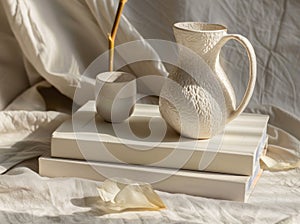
51,101,269,175
39,156,262,202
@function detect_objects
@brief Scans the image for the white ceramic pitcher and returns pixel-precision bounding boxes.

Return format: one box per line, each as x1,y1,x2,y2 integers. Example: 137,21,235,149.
159,22,257,139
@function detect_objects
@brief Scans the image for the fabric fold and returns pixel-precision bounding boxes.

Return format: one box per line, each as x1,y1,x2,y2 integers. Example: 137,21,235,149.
2,0,167,106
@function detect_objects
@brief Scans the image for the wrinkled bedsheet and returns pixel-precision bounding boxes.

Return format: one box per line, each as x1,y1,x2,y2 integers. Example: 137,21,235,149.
1,0,300,223
0,85,299,224
0,166,299,224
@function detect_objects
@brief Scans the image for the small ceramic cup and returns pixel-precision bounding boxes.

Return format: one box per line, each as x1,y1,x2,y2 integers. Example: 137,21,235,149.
95,71,136,123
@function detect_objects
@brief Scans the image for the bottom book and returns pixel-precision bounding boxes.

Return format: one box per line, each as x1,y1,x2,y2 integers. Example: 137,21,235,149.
39,156,262,202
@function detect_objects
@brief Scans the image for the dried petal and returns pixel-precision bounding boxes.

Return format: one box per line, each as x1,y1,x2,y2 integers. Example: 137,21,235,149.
97,178,166,212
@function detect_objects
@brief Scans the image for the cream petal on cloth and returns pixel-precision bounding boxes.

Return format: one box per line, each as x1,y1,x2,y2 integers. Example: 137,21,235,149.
260,124,300,171
97,178,166,212
249,106,300,172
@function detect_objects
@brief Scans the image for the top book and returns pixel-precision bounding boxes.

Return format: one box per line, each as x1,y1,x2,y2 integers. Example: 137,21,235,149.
52,101,269,175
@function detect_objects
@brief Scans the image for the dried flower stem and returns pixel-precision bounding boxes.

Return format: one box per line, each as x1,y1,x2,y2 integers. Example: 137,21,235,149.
108,0,128,72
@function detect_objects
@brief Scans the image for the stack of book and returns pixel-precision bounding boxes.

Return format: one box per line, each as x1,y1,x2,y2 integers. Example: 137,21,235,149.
39,101,269,202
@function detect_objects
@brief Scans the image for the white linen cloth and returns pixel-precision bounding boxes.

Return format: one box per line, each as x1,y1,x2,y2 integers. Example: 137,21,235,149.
0,0,300,223
125,0,300,118
0,85,299,223
0,108,69,174
0,166,300,223
1,0,167,106
0,98,299,222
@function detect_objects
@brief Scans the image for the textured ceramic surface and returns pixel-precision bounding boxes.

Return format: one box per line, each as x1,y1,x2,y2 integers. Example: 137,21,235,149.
95,72,136,123
159,22,257,139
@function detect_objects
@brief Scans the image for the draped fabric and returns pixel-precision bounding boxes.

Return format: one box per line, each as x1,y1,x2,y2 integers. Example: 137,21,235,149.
1,0,167,107
0,0,300,223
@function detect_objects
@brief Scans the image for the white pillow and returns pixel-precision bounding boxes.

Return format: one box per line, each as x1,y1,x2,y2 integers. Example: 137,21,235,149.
0,4,29,110
2,0,167,106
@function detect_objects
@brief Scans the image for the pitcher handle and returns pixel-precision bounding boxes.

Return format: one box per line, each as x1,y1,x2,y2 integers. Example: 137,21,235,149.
219,34,257,122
